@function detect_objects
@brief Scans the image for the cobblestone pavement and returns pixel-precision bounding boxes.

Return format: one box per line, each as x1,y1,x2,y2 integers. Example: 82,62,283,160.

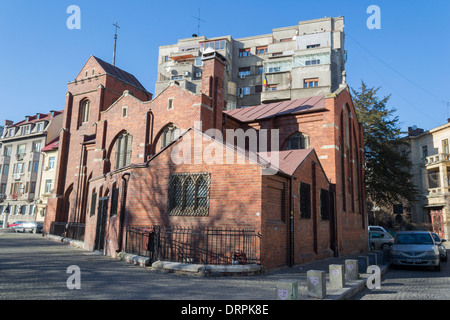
352,245,450,300
0,232,367,301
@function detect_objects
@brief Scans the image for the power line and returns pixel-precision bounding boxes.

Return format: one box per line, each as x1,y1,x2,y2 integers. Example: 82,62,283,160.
347,33,449,106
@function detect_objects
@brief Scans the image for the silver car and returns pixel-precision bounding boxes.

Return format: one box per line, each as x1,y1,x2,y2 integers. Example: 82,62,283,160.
391,231,441,271
369,231,394,250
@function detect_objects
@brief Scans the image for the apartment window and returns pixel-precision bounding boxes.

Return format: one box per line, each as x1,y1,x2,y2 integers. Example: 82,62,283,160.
171,75,183,80
239,48,251,57
4,146,12,156
29,205,34,215
30,182,36,194
21,205,27,216
8,129,14,137
256,46,268,55
265,85,277,91
299,182,311,219
307,44,320,49
304,78,319,88
287,132,310,150
201,39,226,51
443,139,449,154
428,169,440,188
32,141,42,152
168,173,210,216
33,161,39,172
17,144,26,155
37,123,44,132
238,67,251,78
20,126,30,135
81,100,90,123
48,157,56,170
422,145,428,159
305,59,321,66
1,184,6,194
256,66,264,75
114,132,133,169
255,85,263,94
280,38,292,42
238,87,251,96
45,180,52,194
2,164,9,175
195,57,203,66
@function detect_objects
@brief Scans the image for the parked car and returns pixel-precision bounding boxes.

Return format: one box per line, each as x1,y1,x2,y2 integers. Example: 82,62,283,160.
369,226,388,233
369,231,394,250
13,221,43,233
391,231,441,271
431,232,447,262
8,221,25,228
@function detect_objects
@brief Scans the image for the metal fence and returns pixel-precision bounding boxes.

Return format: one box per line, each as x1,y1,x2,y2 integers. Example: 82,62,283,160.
125,225,261,265
49,222,85,242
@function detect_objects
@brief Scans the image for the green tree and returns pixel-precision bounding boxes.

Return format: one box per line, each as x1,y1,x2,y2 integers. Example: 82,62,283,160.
351,81,418,208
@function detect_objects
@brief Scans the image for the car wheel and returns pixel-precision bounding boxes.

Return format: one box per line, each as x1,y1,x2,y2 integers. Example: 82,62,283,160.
381,243,390,250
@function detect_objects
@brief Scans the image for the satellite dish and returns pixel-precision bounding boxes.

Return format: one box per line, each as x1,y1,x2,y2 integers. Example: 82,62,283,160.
171,70,178,76
412,125,417,130
203,47,215,54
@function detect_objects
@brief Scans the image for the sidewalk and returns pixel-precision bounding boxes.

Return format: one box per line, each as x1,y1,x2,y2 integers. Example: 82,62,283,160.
118,249,390,300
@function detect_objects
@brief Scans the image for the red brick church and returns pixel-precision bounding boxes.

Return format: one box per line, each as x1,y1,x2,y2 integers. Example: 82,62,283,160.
44,50,367,269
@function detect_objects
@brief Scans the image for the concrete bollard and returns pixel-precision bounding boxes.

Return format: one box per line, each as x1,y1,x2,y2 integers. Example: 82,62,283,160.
367,253,377,266
358,256,369,273
383,247,391,263
276,280,298,300
374,251,384,265
329,264,345,289
307,270,326,299
345,259,359,281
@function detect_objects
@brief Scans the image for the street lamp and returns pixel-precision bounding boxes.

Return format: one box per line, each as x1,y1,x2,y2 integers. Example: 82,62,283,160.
2,204,10,229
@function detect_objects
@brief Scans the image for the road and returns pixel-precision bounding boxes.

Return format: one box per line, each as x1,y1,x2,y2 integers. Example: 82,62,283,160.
352,248,450,300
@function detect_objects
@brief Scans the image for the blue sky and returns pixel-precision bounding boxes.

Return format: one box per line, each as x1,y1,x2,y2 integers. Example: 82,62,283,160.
1,0,449,133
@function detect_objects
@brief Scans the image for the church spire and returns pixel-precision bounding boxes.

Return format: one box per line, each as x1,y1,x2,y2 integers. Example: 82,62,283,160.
112,21,120,66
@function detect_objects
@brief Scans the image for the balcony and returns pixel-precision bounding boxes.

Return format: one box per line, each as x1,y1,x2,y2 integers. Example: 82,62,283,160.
16,153,26,161
425,153,450,168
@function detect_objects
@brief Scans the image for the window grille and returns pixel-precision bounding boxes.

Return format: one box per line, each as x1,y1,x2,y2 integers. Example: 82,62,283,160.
168,173,210,216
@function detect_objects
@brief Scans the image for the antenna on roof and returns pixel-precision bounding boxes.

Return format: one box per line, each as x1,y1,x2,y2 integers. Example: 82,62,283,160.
191,9,207,37
112,21,120,66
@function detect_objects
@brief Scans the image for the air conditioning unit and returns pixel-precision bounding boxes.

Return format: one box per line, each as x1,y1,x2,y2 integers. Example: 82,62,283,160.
183,71,190,77
239,74,246,79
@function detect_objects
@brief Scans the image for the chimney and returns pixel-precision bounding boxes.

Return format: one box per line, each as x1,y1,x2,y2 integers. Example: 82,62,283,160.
201,48,227,132
4,120,13,127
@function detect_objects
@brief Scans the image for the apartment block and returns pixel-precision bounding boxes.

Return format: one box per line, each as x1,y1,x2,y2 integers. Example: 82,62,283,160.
156,17,346,110
0,112,63,223
403,123,450,239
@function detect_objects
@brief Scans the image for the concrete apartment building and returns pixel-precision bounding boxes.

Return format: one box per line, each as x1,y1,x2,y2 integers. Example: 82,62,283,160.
156,17,346,110
403,123,450,239
0,111,63,223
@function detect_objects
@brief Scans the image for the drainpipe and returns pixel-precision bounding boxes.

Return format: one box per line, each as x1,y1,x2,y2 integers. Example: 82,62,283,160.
289,176,294,267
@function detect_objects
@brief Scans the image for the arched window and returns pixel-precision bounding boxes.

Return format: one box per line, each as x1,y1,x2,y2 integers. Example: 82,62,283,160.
80,100,90,124
161,124,180,149
287,132,310,150
115,132,133,169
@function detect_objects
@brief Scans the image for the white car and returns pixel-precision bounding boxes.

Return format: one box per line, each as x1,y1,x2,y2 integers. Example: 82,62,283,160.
369,226,387,233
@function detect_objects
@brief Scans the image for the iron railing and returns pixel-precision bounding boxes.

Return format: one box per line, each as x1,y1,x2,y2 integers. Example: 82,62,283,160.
125,225,261,265
49,222,85,242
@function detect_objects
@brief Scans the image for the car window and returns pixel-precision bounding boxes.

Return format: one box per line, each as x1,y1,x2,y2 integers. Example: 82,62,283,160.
395,233,434,245
370,232,383,239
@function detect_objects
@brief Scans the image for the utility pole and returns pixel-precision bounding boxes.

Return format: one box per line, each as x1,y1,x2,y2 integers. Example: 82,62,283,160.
112,21,120,66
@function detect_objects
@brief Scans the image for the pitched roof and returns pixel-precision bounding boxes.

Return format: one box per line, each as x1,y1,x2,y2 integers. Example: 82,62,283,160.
223,95,326,123
91,56,148,93
42,137,60,152
10,110,63,127
257,149,314,176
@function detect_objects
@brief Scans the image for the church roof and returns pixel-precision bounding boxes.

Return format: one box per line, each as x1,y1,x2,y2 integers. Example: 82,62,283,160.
91,56,148,93
223,95,326,123
257,149,315,176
